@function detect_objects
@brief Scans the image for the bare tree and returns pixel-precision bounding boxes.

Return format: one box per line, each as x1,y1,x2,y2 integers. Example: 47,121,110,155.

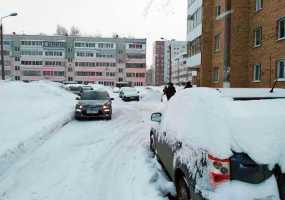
70,26,80,36
56,25,68,35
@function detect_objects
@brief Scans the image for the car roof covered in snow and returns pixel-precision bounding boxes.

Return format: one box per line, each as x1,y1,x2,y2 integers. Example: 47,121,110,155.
218,88,285,99
161,88,285,172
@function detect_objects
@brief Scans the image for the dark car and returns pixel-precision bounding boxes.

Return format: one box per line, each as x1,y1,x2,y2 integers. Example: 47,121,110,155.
150,88,285,200
79,85,93,96
75,90,113,120
68,85,82,95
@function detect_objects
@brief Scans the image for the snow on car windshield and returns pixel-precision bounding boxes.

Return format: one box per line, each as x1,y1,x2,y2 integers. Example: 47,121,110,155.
162,88,285,172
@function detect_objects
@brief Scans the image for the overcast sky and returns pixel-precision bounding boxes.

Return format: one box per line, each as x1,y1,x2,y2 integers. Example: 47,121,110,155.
1,0,187,67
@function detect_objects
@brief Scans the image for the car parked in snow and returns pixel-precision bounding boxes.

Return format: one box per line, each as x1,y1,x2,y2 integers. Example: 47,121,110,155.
119,87,140,101
150,88,285,200
75,90,113,120
68,85,82,95
79,85,93,95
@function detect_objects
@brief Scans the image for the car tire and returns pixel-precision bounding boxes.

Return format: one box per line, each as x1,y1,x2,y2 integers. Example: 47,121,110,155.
106,115,112,120
176,176,192,200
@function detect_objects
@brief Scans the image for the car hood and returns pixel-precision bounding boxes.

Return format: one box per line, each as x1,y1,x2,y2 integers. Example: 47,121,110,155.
78,100,109,106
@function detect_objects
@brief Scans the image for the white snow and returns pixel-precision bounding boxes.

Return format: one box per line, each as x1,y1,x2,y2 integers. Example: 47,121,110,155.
162,88,285,171
0,83,174,200
209,176,280,200
0,81,75,160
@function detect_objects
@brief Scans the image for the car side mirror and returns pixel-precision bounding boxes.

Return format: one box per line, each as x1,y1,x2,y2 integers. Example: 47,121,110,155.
110,98,114,101
151,112,162,123
76,97,80,100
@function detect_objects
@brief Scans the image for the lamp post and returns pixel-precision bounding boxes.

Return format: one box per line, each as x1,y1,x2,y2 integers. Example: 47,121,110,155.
1,12,18,80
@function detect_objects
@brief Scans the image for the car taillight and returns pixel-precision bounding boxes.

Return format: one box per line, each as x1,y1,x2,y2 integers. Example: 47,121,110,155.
208,154,230,189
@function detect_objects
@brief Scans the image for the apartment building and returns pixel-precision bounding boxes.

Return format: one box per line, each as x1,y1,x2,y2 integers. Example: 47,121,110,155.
188,0,285,88
152,40,187,86
0,34,146,86
153,41,165,86
165,40,187,84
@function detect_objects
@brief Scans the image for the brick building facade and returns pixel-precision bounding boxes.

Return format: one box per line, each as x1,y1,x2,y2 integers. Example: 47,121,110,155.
190,0,285,88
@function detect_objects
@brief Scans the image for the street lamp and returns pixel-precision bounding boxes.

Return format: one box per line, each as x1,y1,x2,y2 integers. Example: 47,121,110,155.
1,12,18,80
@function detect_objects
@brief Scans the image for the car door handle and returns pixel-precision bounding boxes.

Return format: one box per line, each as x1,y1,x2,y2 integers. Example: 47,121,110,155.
163,132,166,136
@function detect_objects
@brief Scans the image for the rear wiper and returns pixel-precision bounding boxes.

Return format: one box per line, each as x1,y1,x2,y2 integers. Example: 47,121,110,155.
270,79,279,93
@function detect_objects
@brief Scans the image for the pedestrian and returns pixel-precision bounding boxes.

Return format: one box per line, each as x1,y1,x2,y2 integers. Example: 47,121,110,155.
184,81,193,89
162,85,168,102
165,82,176,101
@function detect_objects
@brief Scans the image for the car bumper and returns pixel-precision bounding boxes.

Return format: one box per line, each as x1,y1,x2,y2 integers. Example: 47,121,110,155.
75,110,111,119
123,96,139,101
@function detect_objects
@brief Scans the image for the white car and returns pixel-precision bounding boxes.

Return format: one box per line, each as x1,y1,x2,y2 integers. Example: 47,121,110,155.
119,87,140,101
150,88,285,200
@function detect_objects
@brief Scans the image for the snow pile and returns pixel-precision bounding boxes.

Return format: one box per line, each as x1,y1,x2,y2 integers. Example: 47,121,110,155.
209,176,280,200
162,88,285,171
0,81,76,174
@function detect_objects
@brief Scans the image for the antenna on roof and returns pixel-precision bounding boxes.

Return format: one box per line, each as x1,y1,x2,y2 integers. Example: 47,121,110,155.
270,79,279,93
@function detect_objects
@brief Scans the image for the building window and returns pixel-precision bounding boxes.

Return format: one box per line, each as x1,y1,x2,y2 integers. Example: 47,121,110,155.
15,76,20,80
254,27,262,47
278,17,285,40
15,56,20,61
214,34,221,51
216,0,222,17
253,64,261,81
15,47,20,51
68,77,73,81
277,60,285,79
68,67,73,72
256,0,263,11
15,66,20,71
212,68,219,82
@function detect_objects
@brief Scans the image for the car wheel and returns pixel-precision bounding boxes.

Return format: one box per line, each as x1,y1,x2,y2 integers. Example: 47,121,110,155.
176,176,192,200
107,115,112,120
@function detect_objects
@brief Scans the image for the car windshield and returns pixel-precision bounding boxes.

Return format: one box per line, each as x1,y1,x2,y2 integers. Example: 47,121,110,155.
124,88,136,92
82,87,92,90
69,86,81,91
81,91,109,100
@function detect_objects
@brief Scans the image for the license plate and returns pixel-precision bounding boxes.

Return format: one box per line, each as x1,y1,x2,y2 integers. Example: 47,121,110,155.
87,108,99,114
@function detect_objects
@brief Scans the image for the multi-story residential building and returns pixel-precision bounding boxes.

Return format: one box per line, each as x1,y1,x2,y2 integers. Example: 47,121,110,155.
186,0,202,85
164,40,187,83
187,0,285,88
146,68,154,85
0,34,146,86
153,41,165,86
152,40,187,86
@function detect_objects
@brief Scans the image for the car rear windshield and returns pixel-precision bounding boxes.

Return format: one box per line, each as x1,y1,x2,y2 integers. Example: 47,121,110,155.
70,86,81,91
81,91,109,100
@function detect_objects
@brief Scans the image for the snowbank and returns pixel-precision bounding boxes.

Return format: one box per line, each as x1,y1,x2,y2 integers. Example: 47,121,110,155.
162,88,285,171
0,81,75,174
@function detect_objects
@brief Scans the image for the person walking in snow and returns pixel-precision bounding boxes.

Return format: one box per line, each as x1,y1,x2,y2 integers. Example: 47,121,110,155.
184,81,193,89
165,82,176,101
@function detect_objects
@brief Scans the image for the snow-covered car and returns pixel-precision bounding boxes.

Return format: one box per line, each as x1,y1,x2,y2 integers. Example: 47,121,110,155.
150,88,285,200
113,87,120,93
119,87,140,101
75,90,113,120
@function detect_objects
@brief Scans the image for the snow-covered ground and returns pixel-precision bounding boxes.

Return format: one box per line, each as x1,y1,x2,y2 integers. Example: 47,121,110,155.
0,81,174,200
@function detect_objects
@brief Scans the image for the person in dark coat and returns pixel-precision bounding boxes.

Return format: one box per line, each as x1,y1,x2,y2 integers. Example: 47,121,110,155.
184,81,193,89
165,82,176,101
